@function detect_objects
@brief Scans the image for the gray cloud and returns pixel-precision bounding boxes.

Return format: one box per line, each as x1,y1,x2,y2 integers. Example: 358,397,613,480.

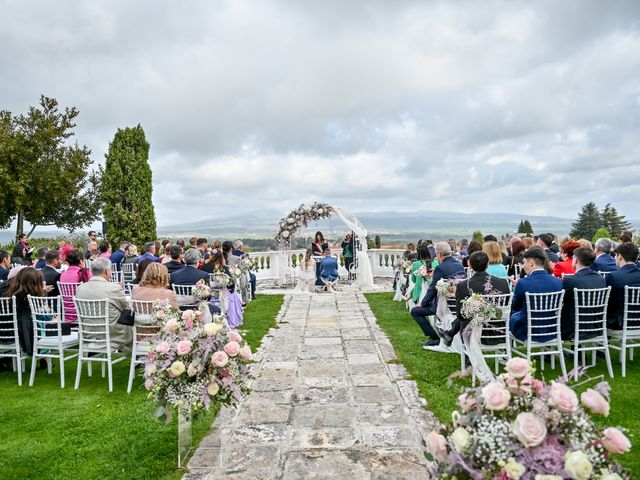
1,0,639,226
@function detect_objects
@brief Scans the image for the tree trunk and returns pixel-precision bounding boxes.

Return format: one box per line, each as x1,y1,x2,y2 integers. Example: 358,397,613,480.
16,209,24,240
26,224,37,239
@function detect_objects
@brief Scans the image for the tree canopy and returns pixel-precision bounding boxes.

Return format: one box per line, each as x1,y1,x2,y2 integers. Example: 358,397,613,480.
570,202,632,240
102,125,156,247
0,96,102,238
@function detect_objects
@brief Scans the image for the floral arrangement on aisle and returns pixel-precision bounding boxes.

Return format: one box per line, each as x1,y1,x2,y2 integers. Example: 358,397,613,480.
436,277,465,298
228,264,243,281
400,258,413,274
192,279,212,302
239,256,254,274
275,202,334,245
461,293,502,327
143,302,252,422
210,271,232,289
426,358,631,480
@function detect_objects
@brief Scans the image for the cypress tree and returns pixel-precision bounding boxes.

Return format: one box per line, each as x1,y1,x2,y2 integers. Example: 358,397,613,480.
102,125,156,247
570,202,601,240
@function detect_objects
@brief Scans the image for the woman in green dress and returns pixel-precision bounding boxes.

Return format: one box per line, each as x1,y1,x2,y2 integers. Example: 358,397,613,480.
410,243,434,303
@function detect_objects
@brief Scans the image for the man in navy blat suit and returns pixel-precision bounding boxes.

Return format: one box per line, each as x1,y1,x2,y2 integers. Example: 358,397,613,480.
316,248,339,287
560,247,606,340
411,242,465,348
109,241,130,271
509,247,563,342
592,238,617,273
169,248,209,287
536,233,560,263
606,242,640,329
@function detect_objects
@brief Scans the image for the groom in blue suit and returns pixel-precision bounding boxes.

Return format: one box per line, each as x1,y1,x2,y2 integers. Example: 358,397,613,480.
317,248,339,286
510,247,563,342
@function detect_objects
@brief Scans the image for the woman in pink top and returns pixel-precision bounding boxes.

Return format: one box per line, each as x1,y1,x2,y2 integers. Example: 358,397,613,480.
59,249,92,323
98,240,112,258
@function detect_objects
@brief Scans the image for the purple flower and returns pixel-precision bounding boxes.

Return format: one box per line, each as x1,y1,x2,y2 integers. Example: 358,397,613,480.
517,435,567,479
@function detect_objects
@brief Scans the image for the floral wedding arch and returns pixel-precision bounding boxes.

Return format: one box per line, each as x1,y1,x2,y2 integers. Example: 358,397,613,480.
274,202,373,286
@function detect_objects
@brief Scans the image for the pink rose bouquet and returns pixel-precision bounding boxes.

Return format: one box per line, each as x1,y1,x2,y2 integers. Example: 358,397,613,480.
143,303,252,423
426,359,631,479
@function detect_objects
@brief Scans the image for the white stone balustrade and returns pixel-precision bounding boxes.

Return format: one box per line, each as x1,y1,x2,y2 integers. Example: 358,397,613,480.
247,249,405,281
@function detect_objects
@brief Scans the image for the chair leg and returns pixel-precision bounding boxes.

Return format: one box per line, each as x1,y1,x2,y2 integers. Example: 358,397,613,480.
551,353,555,370
29,354,37,387
541,355,545,370
16,356,23,386
75,358,83,390
60,357,65,389
101,359,105,378
621,345,627,378
128,347,137,394
605,348,614,378
87,362,92,377
107,360,113,392
47,358,52,374
574,350,579,381
631,348,634,361
558,350,567,379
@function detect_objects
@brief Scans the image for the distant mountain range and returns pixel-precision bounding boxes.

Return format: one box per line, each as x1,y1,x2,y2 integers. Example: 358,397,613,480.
2,209,636,244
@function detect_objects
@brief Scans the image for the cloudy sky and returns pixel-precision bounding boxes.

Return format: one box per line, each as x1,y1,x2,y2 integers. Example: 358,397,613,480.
1,0,639,226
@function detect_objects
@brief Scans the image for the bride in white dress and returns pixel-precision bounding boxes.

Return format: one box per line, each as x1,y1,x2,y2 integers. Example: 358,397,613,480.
293,249,316,294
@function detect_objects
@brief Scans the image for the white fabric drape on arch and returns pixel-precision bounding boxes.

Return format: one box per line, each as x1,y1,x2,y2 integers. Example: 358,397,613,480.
333,207,373,287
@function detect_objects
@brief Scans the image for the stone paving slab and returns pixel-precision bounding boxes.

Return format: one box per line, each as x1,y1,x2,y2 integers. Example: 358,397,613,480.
185,293,436,479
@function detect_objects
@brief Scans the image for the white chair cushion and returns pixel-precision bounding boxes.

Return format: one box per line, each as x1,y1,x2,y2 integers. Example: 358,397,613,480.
38,332,79,347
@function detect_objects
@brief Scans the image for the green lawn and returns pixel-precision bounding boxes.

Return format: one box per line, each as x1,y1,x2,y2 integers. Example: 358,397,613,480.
0,294,284,480
365,292,639,476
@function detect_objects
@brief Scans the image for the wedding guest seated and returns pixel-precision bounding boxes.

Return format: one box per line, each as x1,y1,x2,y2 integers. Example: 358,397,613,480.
41,250,62,296
409,243,433,304
85,240,98,260
197,238,210,260
411,242,465,348
606,242,640,329
483,241,508,279
458,239,469,257
509,247,563,342
138,242,159,263
507,239,526,277
6,267,44,356
439,251,510,345
109,242,130,271
123,244,139,268
462,241,482,268
552,240,581,279
164,245,185,274
131,263,179,311
34,247,49,269
592,238,617,273
223,240,240,266
98,240,112,258
75,258,132,353
560,247,606,340
406,243,418,261
536,233,560,263
0,251,12,281
316,248,339,288
169,248,208,287
59,249,92,323
130,259,153,286
83,230,97,257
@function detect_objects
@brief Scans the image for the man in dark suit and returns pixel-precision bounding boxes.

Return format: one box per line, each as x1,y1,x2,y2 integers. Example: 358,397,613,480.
536,233,560,263
592,238,617,273
509,247,563,341
41,250,62,297
560,247,606,340
165,245,185,274
109,242,129,271
439,251,510,345
606,242,640,329
34,247,49,269
169,248,209,287
411,242,465,347
0,251,11,281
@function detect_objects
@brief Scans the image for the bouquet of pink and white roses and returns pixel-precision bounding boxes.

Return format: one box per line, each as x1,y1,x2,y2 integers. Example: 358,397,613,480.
275,202,334,245
192,279,212,302
461,293,502,327
144,303,252,422
426,358,631,479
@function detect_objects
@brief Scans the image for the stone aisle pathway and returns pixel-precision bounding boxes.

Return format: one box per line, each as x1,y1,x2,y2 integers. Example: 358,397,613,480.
186,292,436,479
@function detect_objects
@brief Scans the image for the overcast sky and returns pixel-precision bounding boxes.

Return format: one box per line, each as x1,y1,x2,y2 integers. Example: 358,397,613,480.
1,0,639,226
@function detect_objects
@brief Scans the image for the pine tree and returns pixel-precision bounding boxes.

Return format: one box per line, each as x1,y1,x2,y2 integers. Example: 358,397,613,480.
374,235,381,248
102,125,156,247
600,203,632,239
472,231,484,244
523,220,533,235
570,202,601,240
517,220,525,233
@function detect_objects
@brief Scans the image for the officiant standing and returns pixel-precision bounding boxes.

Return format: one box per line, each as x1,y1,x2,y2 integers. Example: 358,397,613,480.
311,231,328,283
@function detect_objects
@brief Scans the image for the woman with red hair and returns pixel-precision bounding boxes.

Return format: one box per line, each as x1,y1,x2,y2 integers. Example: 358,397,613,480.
552,240,582,278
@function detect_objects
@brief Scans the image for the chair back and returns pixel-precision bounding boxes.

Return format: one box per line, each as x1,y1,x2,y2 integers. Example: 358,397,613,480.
57,282,81,322
574,287,611,340
172,284,197,308
27,295,65,344
446,297,457,316
480,293,512,344
524,290,565,343
121,263,136,283
0,296,19,350
131,299,156,323
514,264,521,278
110,270,123,284
623,286,640,334
596,271,611,279
131,299,161,342
73,298,112,354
